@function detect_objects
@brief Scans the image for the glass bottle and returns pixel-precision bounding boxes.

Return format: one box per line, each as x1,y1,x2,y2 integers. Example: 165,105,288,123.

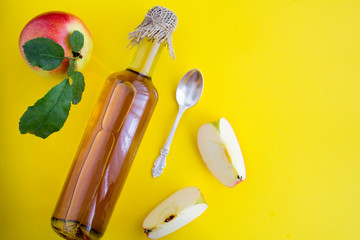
51,39,165,240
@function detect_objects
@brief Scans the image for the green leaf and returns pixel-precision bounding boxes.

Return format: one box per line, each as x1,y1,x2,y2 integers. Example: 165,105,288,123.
70,31,84,53
19,79,72,139
67,59,76,76
70,71,85,105
23,37,65,71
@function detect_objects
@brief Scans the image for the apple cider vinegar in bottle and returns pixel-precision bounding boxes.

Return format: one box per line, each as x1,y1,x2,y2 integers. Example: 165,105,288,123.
51,7,177,240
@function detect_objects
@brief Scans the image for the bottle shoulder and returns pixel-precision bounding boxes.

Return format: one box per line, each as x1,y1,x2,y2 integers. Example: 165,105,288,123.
106,70,158,98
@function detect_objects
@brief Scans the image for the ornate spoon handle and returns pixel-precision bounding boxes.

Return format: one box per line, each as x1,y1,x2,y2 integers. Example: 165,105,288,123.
152,106,186,178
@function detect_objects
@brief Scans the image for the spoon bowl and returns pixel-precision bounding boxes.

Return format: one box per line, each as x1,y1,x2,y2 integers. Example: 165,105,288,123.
176,69,204,108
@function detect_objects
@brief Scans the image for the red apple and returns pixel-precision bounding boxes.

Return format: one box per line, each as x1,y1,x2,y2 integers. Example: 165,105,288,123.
19,11,93,79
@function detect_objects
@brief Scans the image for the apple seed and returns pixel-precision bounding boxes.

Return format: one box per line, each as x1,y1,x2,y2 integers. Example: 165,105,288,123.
164,215,175,222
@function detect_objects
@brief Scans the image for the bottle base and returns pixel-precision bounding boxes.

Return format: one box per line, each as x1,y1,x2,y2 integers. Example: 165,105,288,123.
51,217,103,240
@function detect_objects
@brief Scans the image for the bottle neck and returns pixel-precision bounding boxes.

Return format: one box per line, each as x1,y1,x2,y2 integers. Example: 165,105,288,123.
128,39,165,78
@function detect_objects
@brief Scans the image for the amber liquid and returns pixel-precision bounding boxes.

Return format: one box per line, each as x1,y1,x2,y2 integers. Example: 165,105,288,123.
51,69,158,239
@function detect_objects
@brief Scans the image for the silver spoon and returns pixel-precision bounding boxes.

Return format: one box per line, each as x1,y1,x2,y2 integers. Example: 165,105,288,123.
152,69,204,178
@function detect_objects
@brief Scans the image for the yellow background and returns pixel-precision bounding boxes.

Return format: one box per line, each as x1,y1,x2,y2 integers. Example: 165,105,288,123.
1,0,360,239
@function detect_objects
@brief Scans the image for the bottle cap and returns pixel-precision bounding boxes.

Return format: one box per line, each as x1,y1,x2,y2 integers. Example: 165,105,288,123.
128,6,178,59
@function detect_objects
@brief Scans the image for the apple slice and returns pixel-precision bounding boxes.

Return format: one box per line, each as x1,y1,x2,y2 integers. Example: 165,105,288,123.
197,118,246,187
143,186,208,239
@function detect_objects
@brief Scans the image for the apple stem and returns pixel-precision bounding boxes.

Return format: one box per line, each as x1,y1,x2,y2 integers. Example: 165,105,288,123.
72,51,83,59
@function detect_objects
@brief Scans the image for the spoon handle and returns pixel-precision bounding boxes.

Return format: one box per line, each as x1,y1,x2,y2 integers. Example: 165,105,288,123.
152,106,186,178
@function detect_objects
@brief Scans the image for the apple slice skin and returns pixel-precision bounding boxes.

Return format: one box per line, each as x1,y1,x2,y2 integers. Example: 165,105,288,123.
143,186,208,239
198,118,246,187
